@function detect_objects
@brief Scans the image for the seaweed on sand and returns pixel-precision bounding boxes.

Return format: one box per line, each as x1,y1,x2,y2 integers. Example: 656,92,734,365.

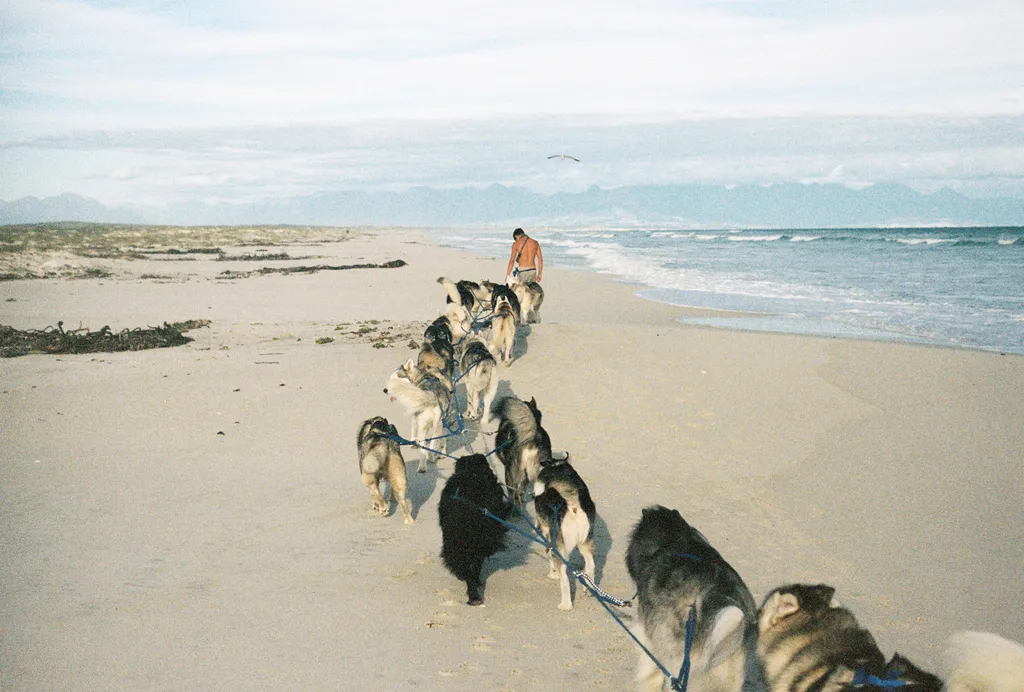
0,320,208,357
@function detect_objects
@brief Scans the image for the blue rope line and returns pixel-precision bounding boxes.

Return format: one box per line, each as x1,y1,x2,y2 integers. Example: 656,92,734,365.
450,488,698,691
851,669,908,688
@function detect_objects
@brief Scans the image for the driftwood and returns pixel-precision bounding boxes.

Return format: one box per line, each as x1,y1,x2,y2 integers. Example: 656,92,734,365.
217,259,406,279
0,320,207,358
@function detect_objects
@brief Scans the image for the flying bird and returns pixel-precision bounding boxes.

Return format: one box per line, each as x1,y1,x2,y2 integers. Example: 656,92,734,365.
547,154,581,162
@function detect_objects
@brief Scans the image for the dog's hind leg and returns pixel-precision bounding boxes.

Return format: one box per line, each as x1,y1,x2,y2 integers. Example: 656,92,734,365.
464,556,486,606
637,646,666,692
556,560,573,611
412,414,429,473
388,453,415,524
362,472,388,515
579,538,596,595
479,373,498,426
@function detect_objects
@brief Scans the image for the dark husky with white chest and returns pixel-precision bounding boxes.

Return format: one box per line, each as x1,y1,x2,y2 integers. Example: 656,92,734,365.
626,506,761,692
533,453,595,611
438,453,511,606
356,416,414,524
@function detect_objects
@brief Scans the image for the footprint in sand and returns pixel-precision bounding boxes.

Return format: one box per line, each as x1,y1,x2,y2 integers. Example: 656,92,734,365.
388,567,416,582
434,588,459,607
438,661,481,678
470,635,496,651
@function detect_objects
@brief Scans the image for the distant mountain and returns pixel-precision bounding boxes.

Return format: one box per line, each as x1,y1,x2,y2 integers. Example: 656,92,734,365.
0,193,144,225
3,184,1022,228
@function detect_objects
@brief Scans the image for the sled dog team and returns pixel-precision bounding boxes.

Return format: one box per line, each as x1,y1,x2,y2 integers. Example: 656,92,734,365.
359,274,1022,691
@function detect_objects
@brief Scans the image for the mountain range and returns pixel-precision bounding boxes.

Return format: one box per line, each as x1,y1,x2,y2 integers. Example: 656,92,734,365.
2,184,1022,228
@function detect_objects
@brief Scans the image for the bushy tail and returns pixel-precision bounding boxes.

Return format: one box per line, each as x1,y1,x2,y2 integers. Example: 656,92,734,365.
437,276,461,304
941,631,1024,692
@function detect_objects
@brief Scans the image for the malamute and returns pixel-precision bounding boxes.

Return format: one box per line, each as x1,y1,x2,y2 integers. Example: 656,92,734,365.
457,336,498,423
757,583,940,691
383,357,453,473
511,279,544,324
356,416,414,524
626,506,760,692
488,295,518,366
494,396,554,507
533,453,595,611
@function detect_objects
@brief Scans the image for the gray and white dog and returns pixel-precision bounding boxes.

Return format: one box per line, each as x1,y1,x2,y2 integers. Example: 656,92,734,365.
494,396,554,507
457,336,498,424
356,416,414,524
384,357,454,473
510,279,544,324
487,294,518,366
626,506,760,692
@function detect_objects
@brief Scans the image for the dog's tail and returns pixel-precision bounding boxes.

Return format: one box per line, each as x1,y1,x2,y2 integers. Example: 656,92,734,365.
437,276,461,305
941,631,1024,692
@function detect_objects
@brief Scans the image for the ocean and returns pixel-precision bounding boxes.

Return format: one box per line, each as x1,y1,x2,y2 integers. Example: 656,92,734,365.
432,226,1024,355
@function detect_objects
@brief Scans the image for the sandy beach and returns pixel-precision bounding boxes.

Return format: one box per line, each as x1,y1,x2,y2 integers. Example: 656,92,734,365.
2,226,1022,691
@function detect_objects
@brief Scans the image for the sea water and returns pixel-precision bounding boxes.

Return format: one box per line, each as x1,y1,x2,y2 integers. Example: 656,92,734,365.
433,226,1024,355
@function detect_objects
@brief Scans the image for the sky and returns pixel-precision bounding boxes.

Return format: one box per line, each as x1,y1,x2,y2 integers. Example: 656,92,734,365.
2,0,1024,212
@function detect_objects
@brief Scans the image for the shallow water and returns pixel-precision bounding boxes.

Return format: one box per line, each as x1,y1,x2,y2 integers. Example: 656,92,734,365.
434,226,1024,355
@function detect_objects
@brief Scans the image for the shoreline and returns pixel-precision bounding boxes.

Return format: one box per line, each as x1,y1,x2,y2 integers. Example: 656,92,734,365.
2,226,1022,690
427,226,1024,357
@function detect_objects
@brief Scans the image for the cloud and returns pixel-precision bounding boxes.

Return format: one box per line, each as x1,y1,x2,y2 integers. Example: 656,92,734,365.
2,0,1023,138
4,115,1023,205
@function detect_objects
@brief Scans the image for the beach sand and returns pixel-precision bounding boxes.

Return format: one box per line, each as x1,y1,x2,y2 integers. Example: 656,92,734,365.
2,227,1022,690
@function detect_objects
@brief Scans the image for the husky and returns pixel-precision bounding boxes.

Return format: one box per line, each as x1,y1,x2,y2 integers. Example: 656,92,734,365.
494,396,554,507
482,280,521,318
759,583,922,691
941,631,1024,692
626,506,760,692
511,279,544,324
457,336,498,423
533,453,595,611
435,278,473,341
438,276,486,314
438,453,511,606
488,295,518,366
419,317,455,378
383,357,453,473
356,416,414,524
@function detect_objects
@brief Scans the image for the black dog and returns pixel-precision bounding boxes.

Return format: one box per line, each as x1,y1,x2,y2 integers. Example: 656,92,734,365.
438,454,511,606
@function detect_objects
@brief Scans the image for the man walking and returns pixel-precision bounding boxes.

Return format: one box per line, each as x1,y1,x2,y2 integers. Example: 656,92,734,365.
506,228,543,283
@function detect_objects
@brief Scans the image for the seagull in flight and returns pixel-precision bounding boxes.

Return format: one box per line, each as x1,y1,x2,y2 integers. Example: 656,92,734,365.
547,154,581,162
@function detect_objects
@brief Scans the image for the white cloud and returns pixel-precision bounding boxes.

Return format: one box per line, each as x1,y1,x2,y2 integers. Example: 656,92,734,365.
2,1,1023,204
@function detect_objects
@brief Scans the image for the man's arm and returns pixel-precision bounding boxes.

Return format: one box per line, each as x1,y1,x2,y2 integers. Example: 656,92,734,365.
535,242,543,281
506,241,519,276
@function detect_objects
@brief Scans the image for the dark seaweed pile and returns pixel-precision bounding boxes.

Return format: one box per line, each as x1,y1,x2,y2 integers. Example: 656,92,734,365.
0,320,207,357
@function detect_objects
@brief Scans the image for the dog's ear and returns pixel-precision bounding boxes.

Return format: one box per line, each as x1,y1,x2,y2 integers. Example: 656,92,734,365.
404,356,417,371
388,423,398,436
759,590,802,631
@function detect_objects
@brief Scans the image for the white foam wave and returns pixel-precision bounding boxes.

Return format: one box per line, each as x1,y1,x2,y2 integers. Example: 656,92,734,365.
893,237,958,246
997,237,1019,246
729,234,784,242
790,235,823,242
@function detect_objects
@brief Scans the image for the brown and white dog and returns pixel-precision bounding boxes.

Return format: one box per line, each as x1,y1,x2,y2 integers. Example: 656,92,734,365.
356,416,414,524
